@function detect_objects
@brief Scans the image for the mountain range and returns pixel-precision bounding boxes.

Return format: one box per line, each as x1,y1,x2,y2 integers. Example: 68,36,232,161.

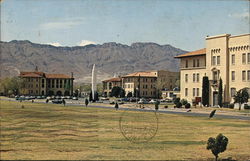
0,40,187,83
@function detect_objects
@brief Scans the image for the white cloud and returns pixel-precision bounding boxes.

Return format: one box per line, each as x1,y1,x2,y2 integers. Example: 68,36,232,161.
228,12,249,19
47,42,62,46
77,40,97,46
40,17,85,30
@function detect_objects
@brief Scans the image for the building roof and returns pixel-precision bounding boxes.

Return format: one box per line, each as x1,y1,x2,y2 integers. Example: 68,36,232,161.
45,74,71,79
174,48,206,58
20,72,45,77
123,71,157,78
20,71,71,79
102,77,122,82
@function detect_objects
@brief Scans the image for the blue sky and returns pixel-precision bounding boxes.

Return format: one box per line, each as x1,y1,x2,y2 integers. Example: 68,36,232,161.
1,0,249,51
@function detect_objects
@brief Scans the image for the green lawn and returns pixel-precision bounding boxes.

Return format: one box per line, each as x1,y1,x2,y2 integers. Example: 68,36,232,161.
0,100,250,160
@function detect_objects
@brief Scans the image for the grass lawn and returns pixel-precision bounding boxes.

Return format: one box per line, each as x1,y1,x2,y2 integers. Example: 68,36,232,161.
0,100,250,160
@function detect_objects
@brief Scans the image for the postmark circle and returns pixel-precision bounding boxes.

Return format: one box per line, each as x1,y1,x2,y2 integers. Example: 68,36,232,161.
119,110,158,143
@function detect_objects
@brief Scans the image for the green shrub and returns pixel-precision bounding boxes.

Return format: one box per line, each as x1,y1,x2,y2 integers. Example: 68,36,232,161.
185,103,191,109
176,102,182,108
244,104,250,109
174,97,180,105
181,99,188,105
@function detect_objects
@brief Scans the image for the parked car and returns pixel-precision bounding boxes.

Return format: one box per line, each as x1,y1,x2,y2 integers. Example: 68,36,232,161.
101,97,109,101
72,97,78,100
129,97,137,102
66,96,72,99
46,96,53,100
52,99,63,104
121,98,129,102
149,99,157,104
36,96,42,99
138,99,148,104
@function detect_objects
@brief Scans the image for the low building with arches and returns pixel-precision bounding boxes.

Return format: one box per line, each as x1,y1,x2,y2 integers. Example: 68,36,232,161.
19,70,74,96
175,33,250,106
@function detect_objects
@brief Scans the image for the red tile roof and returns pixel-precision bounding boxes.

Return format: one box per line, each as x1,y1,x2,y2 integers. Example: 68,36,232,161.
174,48,206,58
20,72,44,77
103,77,122,82
123,71,157,78
20,71,71,79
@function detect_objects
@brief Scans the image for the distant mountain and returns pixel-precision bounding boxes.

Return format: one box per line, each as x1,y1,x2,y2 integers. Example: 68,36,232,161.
0,40,187,83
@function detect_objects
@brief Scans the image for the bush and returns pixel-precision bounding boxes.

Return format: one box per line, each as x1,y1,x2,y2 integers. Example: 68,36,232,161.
174,97,180,105
181,99,188,105
244,104,250,109
228,104,234,109
176,102,182,108
185,103,191,109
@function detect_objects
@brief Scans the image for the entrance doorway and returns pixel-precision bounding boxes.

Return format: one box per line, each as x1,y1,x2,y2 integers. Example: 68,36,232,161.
213,91,218,106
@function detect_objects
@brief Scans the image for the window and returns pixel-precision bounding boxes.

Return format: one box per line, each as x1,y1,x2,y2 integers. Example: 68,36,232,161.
217,56,220,65
242,53,246,64
231,71,235,81
232,54,235,65
248,53,250,63
212,56,216,65
185,60,188,68
197,73,200,82
185,74,188,82
248,70,250,81
231,88,236,97
193,73,195,82
193,88,195,97
196,88,199,96
197,59,200,67
185,88,188,96
193,59,196,67
242,71,246,81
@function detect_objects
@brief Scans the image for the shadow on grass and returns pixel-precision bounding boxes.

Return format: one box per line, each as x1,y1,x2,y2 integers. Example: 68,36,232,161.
156,140,206,145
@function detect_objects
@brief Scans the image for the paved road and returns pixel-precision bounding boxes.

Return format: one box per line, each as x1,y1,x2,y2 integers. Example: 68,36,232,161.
1,98,250,121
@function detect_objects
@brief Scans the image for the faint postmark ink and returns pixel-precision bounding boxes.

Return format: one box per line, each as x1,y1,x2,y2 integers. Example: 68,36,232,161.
119,110,158,143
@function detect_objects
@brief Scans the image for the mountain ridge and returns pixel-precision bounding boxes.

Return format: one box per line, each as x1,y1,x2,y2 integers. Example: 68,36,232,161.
0,40,187,83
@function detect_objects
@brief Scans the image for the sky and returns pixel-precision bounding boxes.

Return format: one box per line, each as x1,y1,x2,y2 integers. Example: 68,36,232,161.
1,0,249,51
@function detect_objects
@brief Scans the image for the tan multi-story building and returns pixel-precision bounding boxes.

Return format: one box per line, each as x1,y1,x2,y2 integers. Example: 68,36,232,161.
102,70,179,98
175,33,250,106
19,70,74,96
102,77,122,97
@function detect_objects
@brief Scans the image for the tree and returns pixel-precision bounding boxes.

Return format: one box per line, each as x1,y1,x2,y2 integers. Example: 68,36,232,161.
110,86,125,98
218,78,223,107
173,97,180,105
110,86,121,97
127,92,132,98
175,79,180,88
94,91,99,101
0,77,24,96
234,88,249,110
115,102,119,110
207,133,228,161
181,99,188,105
85,98,89,107
155,100,160,111
89,91,93,102
202,76,209,107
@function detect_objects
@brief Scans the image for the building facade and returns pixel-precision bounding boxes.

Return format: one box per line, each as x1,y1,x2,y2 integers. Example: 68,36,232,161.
102,70,179,98
175,33,250,106
19,71,74,96
102,77,122,97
